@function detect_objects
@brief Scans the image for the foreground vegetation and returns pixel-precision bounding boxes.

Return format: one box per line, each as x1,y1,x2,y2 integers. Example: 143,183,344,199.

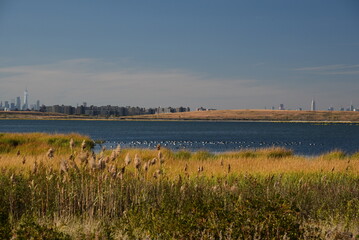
0,133,358,239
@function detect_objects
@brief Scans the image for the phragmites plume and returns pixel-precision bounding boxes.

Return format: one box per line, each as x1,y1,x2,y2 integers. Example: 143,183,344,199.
69,138,74,151
60,159,69,174
69,159,79,172
110,150,117,162
156,144,161,151
143,162,148,172
22,156,26,165
153,169,163,179
120,166,126,174
89,154,97,169
150,158,157,166
17,150,21,156
109,164,117,178
155,169,162,176
184,163,188,172
81,140,86,151
134,154,141,170
158,151,165,165
47,148,54,159
78,152,89,165
220,159,224,166
125,153,131,166
228,164,231,174
32,160,38,174
115,144,121,154
158,151,163,160
98,158,106,170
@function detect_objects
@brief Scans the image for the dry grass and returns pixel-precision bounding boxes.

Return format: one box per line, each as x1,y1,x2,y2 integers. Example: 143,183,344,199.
2,109,359,122
123,109,359,122
2,144,358,178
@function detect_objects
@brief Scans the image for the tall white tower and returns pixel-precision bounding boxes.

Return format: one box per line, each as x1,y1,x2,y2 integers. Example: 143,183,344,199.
23,88,29,110
311,99,316,111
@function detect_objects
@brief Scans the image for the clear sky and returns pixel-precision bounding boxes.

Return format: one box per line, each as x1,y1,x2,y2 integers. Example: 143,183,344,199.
0,0,358,110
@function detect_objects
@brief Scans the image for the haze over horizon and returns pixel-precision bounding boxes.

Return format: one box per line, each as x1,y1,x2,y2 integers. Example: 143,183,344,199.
0,1,358,110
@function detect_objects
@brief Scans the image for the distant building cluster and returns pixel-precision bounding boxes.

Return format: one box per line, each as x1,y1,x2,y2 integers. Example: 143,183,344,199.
274,99,357,112
0,89,41,111
196,107,216,111
45,103,190,117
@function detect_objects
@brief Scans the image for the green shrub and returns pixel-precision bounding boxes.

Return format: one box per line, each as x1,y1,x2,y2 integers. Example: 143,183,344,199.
321,150,346,160
12,215,70,240
191,151,215,161
0,208,11,240
239,151,258,158
173,150,192,160
266,148,293,159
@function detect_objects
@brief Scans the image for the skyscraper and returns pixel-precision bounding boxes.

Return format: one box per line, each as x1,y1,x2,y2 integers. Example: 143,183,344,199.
16,97,21,110
311,99,316,111
350,101,354,111
36,100,40,111
23,89,29,110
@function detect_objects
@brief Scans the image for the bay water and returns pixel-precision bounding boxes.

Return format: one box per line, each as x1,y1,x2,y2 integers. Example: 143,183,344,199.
0,120,358,155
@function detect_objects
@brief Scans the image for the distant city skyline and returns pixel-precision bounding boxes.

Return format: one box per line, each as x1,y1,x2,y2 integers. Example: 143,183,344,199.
0,1,358,110
0,87,358,112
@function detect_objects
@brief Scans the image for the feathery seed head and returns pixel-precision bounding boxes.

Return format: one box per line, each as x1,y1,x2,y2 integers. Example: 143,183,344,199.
134,154,141,169
150,158,157,166
47,148,54,159
32,160,38,174
89,155,97,169
70,138,74,150
125,153,131,166
110,150,117,161
143,162,148,172
158,151,163,160
98,158,106,170
60,159,69,174
81,140,86,151
115,144,121,154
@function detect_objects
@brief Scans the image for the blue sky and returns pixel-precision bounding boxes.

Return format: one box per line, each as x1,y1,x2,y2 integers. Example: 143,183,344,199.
0,0,358,110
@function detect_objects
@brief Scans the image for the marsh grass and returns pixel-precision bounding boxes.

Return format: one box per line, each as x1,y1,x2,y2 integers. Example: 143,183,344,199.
0,133,358,239
0,133,93,155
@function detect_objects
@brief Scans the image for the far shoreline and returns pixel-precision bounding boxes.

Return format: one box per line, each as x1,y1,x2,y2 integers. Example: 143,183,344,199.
1,109,359,123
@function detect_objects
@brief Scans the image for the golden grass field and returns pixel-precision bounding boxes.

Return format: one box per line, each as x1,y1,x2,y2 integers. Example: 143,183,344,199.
2,109,359,122
123,109,359,122
3,146,359,178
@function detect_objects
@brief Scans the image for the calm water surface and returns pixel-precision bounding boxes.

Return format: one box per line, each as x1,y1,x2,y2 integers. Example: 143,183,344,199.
0,120,358,155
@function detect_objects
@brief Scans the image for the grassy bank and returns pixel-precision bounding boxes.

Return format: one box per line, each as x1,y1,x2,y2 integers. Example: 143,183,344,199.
2,109,359,122
123,109,359,122
0,133,358,239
